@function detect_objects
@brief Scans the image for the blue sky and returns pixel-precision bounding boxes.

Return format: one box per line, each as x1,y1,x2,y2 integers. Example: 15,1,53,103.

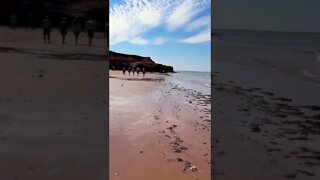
109,0,211,72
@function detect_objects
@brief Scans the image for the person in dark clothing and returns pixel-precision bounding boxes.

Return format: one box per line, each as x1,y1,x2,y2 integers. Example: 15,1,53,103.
137,67,140,76
142,68,146,76
60,17,68,44
86,18,95,46
42,16,52,44
122,67,126,75
128,67,131,76
132,67,136,76
72,17,81,45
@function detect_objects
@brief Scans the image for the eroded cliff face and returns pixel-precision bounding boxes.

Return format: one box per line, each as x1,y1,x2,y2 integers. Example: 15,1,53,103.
109,51,174,73
0,0,108,29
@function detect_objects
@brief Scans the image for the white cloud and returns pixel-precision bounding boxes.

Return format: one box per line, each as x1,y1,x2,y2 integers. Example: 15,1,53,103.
166,0,210,31
153,37,167,45
129,37,149,45
179,28,211,44
185,15,211,32
110,0,162,45
110,0,210,45
137,7,161,27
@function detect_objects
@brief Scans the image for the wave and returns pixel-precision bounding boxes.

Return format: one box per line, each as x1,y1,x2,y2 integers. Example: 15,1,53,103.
302,70,320,79
204,83,211,88
169,71,211,95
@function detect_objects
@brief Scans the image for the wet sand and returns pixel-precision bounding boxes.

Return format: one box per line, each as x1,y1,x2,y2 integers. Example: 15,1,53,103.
0,26,108,180
110,71,211,180
213,60,320,179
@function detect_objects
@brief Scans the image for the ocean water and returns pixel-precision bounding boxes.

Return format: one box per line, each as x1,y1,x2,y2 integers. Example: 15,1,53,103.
168,71,211,95
213,29,320,85
213,29,320,104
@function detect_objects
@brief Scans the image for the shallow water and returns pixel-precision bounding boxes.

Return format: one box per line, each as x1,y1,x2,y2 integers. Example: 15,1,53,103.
214,30,320,84
213,30,320,105
168,71,211,95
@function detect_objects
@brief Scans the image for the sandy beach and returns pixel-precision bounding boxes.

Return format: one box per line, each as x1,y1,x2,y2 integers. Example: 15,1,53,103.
0,26,108,180
109,71,211,180
212,31,320,179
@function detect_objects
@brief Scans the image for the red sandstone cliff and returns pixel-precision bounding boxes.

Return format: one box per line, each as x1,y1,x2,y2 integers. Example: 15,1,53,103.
109,51,174,73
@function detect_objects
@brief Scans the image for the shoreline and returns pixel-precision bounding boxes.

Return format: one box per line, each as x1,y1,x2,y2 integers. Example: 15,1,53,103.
213,58,320,179
110,70,211,180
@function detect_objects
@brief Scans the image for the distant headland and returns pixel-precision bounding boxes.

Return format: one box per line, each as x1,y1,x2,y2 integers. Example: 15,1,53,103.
109,51,174,73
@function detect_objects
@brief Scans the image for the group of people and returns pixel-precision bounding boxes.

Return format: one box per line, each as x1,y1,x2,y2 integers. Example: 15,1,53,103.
42,16,97,45
122,66,146,76
8,13,105,46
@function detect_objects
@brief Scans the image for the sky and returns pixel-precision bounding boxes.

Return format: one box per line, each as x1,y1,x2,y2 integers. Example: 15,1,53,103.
213,0,320,33
109,0,211,72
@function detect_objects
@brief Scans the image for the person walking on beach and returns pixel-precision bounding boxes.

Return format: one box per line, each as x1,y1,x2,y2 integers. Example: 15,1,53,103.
122,67,126,75
142,68,146,76
132,67,136,76
86,18,95,46
42,16,52,44
60,17,68,44
137,67,140,76
128,67,131,76
72,17,81,45
10,13,17,30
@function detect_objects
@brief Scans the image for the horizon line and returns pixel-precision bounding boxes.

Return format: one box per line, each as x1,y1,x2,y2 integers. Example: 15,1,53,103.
212,28,320,34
